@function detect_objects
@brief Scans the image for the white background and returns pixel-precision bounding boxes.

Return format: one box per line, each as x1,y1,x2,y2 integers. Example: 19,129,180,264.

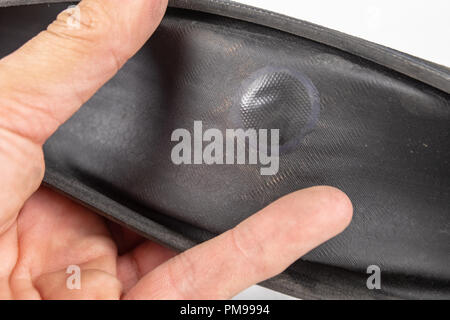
232,0,449,300
237,0,450,67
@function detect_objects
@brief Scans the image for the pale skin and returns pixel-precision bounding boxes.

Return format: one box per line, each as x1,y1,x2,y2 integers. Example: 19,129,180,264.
0,0,353,299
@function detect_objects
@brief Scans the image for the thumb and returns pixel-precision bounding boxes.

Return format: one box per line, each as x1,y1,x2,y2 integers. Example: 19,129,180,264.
0,0,168,233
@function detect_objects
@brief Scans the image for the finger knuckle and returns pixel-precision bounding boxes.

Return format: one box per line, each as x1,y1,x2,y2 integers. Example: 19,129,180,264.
228,228,272,278
167,253,199,299
0,99,61,145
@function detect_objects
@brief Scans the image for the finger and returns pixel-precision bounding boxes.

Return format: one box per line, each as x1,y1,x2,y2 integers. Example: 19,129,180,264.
35,268,122,300
0,0,167,234
0,0,168,143
6,189,138,299
9,187,121,299
117,241,176,295
124,186,353,300
105,218,176,295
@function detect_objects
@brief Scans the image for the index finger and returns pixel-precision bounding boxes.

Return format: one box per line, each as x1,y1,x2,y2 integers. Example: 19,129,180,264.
125,186,353,300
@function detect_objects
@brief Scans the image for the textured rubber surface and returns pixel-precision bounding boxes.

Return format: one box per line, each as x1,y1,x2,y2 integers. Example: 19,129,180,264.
0,2,449,299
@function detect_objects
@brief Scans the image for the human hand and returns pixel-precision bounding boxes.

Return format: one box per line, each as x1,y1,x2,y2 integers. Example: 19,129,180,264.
0,0,353,299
